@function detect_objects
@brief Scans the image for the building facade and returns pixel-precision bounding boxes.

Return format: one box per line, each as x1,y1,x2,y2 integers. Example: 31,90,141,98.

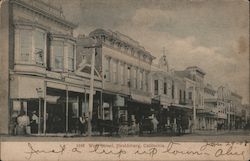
78,29,156,134
0,0,102,135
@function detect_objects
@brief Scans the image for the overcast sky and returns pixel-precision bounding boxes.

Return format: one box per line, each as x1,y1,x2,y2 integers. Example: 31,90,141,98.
54,0,249,103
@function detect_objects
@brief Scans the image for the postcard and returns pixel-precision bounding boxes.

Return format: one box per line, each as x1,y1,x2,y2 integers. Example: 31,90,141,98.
0,0,249,161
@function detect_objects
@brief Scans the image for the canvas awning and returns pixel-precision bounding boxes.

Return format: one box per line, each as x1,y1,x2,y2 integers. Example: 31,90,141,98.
131,94,151,104
170,103,192,110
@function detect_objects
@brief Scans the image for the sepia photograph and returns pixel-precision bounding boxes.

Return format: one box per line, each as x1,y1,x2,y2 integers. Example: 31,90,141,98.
0,0,249,160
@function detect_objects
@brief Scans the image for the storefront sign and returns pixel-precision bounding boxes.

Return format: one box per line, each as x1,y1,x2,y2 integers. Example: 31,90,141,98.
114,95,125,106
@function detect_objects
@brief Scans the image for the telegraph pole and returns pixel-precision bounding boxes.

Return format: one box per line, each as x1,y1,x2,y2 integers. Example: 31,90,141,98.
83,45,101,137
88,48,95,136
193,85,196,133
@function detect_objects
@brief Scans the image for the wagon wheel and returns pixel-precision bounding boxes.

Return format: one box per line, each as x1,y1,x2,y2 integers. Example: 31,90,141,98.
118,125,128,137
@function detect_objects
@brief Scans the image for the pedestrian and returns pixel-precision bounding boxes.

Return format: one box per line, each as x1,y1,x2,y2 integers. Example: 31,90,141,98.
30,111,39,134
79,113,87,135
151,114,159,133
17,110,30,135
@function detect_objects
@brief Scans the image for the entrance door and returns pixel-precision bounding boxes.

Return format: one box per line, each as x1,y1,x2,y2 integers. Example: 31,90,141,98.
46,102,66,133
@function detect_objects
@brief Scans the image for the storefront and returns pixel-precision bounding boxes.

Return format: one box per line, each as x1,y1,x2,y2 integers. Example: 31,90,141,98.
9,75,96,136
166,104,192,133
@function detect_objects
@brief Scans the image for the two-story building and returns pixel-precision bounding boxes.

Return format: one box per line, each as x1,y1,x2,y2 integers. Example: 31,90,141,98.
175,66,206,131
201,83,217,130
0,0,102,135
78,29,156,132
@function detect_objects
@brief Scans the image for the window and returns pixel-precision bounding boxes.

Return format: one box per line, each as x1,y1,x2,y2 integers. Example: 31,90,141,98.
172,81,175,99
184,91,186,102
68,44,74,71
139,70,143,89
20,30,32,62
120,63,124,85
145,72,149,91
34,30,45,65
164,82,167,94
133,68,137,88
112,60,118,83
154,80,158,95
127,66,131,87
54,42,64,70
179,90,182,102
104,57,110,81
188,92,192,100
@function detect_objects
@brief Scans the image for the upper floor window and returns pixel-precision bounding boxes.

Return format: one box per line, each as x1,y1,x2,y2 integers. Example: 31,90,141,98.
34,30,45,65
120,63,124,85
164,82,167,94
154,80,158,95
127,66,131,87
145,72,149,92
53,41,64,70
20,30,32,62
112,60,118,83
104,57,111,81
188,92,192,100
172,81,175,99
179,90,182,102
68,44,74,71
133,68,137,88
184,91,186,102
139,70,143,89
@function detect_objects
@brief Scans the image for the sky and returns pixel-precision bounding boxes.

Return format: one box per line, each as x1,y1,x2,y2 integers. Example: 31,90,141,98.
51,0,249,103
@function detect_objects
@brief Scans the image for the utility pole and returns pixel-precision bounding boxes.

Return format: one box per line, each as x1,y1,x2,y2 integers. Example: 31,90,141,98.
83,45,101,137
193,85,196,133
88,48,95,136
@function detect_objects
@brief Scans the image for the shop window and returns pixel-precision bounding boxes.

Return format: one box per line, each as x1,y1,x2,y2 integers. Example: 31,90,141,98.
34,30,45,65
20,30,32,62
68,44,74,71
103,102,112,120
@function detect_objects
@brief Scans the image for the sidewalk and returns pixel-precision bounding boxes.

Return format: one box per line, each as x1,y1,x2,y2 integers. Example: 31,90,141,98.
192,129,250,136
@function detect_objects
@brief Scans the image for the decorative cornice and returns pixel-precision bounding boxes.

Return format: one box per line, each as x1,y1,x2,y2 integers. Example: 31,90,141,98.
49,33,76,42
89,29,156,60
14,19,51,31
11,0,77,29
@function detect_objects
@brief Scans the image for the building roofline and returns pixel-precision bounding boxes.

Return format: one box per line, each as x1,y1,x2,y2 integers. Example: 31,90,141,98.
89,28,156,59
12,0,78,29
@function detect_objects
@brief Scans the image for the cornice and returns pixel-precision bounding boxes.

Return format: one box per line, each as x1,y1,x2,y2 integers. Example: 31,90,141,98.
90,29,155,60
11,0,77,29
14,19,51,31
49,33,76,42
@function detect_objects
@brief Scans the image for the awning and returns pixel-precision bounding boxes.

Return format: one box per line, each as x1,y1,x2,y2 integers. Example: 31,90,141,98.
47,81,94,94
131,94,151,104
170,103,192,110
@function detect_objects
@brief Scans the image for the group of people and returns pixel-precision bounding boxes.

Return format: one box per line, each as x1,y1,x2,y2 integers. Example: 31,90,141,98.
12,110,39,135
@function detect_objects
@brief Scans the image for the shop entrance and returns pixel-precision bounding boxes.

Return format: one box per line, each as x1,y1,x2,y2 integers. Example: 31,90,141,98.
46,87,88,134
